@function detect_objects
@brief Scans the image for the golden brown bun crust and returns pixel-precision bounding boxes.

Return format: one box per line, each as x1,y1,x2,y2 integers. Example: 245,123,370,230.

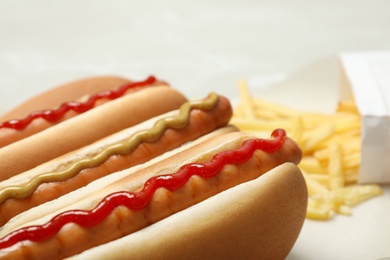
68,162,307,260
0,76,131,121
0,86,187,181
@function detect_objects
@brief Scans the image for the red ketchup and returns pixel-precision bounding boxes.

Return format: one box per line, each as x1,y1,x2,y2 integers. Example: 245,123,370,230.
0,76,157,130
0,129,286,249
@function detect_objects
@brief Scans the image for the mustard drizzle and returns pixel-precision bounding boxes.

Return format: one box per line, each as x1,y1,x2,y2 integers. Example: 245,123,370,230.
0,93,219,204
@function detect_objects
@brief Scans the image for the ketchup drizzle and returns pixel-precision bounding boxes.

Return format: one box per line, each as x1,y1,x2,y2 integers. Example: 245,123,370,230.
0,129,286,249
0,76,157,130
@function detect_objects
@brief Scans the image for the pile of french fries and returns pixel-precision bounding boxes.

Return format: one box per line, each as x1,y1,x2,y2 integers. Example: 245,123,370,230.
231,80,383,220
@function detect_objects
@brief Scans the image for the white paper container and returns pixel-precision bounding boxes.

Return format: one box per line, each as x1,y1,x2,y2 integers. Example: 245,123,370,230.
339,51,390,184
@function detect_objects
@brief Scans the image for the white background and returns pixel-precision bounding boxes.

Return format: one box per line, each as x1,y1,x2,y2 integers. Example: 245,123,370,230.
1,1,390,110
1,1,390,259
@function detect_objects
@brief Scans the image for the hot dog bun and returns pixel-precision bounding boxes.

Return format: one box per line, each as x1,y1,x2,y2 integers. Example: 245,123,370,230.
0,75,165,148
68,162,306,260
0,127,305,259
0,85,187,180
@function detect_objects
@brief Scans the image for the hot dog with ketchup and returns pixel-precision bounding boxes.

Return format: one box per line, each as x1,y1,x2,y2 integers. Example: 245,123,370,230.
0,75,165,147
0,79,307,259
0,76,187,179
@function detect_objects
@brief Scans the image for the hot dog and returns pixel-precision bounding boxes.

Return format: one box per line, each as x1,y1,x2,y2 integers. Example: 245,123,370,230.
69,163,306,260
0,76,132,122
0,93,232,225
0,126,305,259
0,75,164,148
0,79,307,259
0,78,187,179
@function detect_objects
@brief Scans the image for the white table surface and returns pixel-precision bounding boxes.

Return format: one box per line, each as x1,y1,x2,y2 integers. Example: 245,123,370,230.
1,1,390,259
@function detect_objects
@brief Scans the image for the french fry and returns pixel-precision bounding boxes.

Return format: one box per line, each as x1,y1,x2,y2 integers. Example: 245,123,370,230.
300,122,335,154
328,143,344,190
311,185,383,206
306,199,333,220
299,157,328,174
303,173,328,196
337,100,360,114
232,80,383,220
229,117,293,132
304,172,329,187
237,80,256,119
334,204,352,216
290,116,304,145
